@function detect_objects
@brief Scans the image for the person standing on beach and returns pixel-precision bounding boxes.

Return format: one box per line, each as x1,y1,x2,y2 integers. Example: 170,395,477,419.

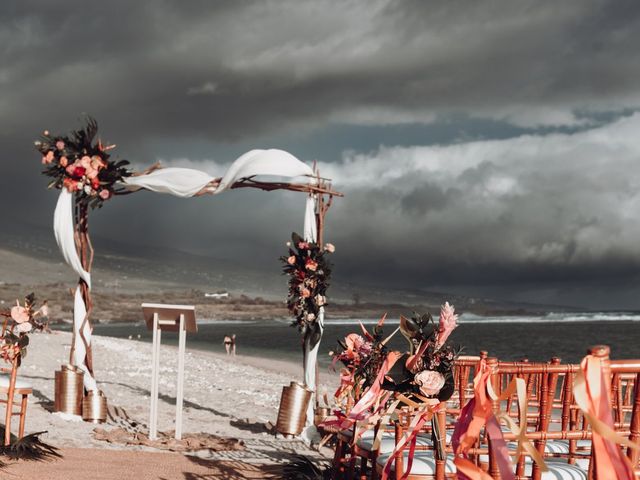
224,334,233,355
223,334,237,356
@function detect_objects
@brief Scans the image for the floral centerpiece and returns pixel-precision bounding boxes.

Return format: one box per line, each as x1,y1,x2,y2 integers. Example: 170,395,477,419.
35,117,132,209
331,317,390,405
280,232,334,347
0,293,39,366
383,302,461,402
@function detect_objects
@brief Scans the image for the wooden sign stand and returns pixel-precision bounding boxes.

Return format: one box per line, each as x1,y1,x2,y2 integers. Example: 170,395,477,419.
141,303,197,441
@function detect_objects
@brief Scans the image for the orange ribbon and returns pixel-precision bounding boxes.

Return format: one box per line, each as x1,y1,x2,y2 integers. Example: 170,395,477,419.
574,354,637,480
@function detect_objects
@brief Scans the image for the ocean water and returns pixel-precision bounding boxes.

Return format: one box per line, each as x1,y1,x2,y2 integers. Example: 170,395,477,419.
83,312,640,368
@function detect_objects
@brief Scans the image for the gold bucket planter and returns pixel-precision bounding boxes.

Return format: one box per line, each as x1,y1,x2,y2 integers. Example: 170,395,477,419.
276,381,312,437
54,364,84,416
82,390,108,423
314,406,330,427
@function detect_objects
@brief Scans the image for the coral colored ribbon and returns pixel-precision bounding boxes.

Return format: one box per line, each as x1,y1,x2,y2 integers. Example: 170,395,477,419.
574,354,638,480
334,368,356,400
381,400,443,480
451,360,518,480
320,351,401,432
338,351,401,429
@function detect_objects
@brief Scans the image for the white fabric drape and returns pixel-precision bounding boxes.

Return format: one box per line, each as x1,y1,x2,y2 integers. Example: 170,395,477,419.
54,190,97,391
302,194,323,426
54,190,91,287
53,148,315,395
121,149,313,196
73,286,97,391
216,149,313,192
122,168,214,197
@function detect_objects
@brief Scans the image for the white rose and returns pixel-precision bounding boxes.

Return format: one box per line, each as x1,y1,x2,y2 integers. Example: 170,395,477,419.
414,370,446,396
16,322,32,333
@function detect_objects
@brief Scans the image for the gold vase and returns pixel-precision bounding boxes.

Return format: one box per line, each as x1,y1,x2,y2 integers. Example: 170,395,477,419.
276,382,312,436
82,390,108,423
314,406,330,427
54,364,84,415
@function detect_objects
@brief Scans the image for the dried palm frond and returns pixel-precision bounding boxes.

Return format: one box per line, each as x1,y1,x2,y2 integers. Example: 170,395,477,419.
0,428,62,462
282,455,332,480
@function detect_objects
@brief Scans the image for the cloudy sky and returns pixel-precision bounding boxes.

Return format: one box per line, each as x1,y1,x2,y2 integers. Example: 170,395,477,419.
2,0,640,309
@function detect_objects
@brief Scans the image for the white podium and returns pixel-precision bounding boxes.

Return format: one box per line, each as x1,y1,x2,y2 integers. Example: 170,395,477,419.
142,303,197,441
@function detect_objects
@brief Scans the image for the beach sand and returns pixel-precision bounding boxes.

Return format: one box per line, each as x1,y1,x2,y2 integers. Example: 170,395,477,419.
2,331,338,479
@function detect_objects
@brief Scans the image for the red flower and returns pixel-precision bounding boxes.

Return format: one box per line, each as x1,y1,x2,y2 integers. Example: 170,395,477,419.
305,259,318,271
91,178,100,189
73,166,86,178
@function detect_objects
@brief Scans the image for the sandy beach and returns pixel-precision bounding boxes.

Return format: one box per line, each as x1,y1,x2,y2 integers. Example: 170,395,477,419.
2,330,338,478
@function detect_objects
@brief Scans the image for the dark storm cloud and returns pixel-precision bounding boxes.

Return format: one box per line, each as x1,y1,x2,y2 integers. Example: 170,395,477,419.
2,0,640,143
316,113,640,307
2,1,640,309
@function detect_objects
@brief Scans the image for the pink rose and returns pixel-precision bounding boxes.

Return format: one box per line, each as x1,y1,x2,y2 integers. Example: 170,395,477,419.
16,322,32,333
56,140,65,150
85,165,99,179
287,256,296,265
324,243,335,253
91,155,106,170
300,287,311,298
11,302,29,323
298,242,309,249
80,156,92,169
99,189,111,200
60,156,69,167
414,370,446,396
42,151,54,165
436,302,458,348
345,333,365,351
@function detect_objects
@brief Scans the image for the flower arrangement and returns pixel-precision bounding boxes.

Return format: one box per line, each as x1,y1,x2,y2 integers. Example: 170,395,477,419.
330,317,392,407
0,293,40,366
383,302,461,401
280,232,334,346
35,117,132,209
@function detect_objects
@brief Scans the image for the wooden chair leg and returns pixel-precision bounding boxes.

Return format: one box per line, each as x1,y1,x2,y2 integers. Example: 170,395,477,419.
332,438,347,480
4,393,13,446
359,456,368,480
346,453,358,480
19,394,28,438
370,453,379,480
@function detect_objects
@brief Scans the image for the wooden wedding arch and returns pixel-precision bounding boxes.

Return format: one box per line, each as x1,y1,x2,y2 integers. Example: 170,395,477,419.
41,122,342,427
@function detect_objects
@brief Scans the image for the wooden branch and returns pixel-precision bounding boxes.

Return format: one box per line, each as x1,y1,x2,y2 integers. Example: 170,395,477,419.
229,178,343,197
